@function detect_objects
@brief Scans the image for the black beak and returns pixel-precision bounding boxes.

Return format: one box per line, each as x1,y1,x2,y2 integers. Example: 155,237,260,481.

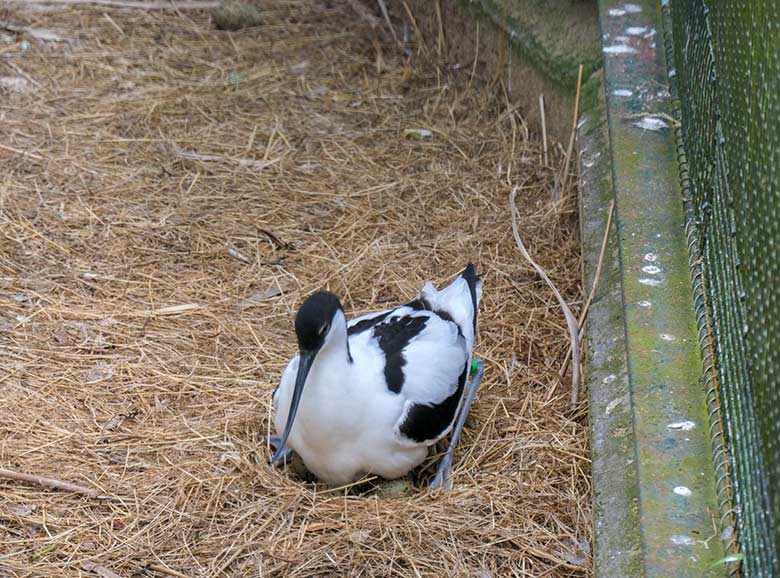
271,349,316,464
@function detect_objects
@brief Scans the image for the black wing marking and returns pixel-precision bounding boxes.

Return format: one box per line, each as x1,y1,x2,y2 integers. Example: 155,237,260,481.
398,361,469,442
405,297,430,311
372,315,428,394
347,311,391,335
406,297,461,335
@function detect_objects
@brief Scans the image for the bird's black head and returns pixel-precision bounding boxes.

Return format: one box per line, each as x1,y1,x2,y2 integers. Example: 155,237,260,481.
271,290,343,465
294,291,342,351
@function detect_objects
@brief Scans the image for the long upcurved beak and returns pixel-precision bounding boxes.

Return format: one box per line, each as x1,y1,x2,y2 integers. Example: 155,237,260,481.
271,349,316,464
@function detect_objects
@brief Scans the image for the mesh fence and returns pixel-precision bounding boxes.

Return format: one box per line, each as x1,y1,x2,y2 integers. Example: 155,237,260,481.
666,1,780,575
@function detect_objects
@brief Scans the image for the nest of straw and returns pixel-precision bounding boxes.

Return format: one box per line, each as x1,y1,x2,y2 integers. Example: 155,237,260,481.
0,1,590,576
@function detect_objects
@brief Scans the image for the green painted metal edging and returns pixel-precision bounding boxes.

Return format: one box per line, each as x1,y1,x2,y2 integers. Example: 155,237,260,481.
659,3,740,573
594,0,727,575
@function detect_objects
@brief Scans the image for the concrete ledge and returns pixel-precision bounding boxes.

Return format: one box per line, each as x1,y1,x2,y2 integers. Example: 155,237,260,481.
596,0,727,575
578,73,643,578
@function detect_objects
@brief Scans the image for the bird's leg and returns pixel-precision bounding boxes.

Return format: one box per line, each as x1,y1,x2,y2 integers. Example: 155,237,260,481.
430,359,484,490
265,435,295,467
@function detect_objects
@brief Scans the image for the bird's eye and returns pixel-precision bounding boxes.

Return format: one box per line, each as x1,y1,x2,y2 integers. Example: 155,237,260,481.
319,324,329,336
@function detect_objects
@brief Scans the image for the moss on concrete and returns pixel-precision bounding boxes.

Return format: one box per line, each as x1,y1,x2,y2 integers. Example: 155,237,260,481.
465,0,602,91
578,70,644,578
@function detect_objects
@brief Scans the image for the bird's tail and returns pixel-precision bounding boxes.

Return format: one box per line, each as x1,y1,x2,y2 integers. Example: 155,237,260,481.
419,263,482,349
460,263,481,334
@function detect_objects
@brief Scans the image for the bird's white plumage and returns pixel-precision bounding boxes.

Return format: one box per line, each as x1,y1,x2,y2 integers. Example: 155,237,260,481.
420,274,481,351
272,269,481,485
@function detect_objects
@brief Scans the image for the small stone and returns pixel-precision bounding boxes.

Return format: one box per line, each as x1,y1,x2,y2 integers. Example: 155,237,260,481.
10,504,35,516
0,77,35,95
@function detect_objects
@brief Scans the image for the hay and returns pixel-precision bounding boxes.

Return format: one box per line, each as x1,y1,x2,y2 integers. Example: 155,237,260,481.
0,1,590,576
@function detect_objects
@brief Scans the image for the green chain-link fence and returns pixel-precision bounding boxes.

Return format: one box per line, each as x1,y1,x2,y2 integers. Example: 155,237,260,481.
666,1,780,575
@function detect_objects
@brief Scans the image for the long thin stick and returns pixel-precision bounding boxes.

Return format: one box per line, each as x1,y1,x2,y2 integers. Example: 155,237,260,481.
579,197,615,328
0,468,111,499
509,187,580,408
401,1,426,55
556,64,585,202
103,12,126,35
491,0,510,88
559,199,615,378
147,564,191,578
434,0,444,57
15,0,221,7
376,0,399,44
539,94,549,167
468,20,479,90
0,143,44,161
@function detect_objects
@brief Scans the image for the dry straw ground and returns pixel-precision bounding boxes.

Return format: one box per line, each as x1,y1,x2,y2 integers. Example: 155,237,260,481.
0,1,590,576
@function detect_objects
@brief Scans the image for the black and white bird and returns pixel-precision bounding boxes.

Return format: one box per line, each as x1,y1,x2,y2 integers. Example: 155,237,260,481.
268,264,483,488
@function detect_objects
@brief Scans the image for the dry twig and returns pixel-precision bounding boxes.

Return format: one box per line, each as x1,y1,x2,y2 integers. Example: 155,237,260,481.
560,199,616,378
434,0,444,57
0,468,111,499
81,562,124,578
146,564,191,578
376,0,398,44
556,63,585,202
540,94,549,166
510,187,581,408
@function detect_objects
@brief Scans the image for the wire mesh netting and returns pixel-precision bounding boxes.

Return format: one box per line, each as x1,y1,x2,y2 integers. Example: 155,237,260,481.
667,1,780,575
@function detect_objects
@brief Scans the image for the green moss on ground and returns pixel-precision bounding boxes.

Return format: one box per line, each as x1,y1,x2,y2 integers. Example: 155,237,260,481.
212,0,262,31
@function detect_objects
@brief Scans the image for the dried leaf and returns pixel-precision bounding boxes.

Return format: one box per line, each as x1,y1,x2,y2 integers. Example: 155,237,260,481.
235,286,284,310
149,303,201,316
81,562,124,578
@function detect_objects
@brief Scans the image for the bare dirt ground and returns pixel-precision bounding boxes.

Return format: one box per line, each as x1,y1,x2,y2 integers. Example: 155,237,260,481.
0,1,590,576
